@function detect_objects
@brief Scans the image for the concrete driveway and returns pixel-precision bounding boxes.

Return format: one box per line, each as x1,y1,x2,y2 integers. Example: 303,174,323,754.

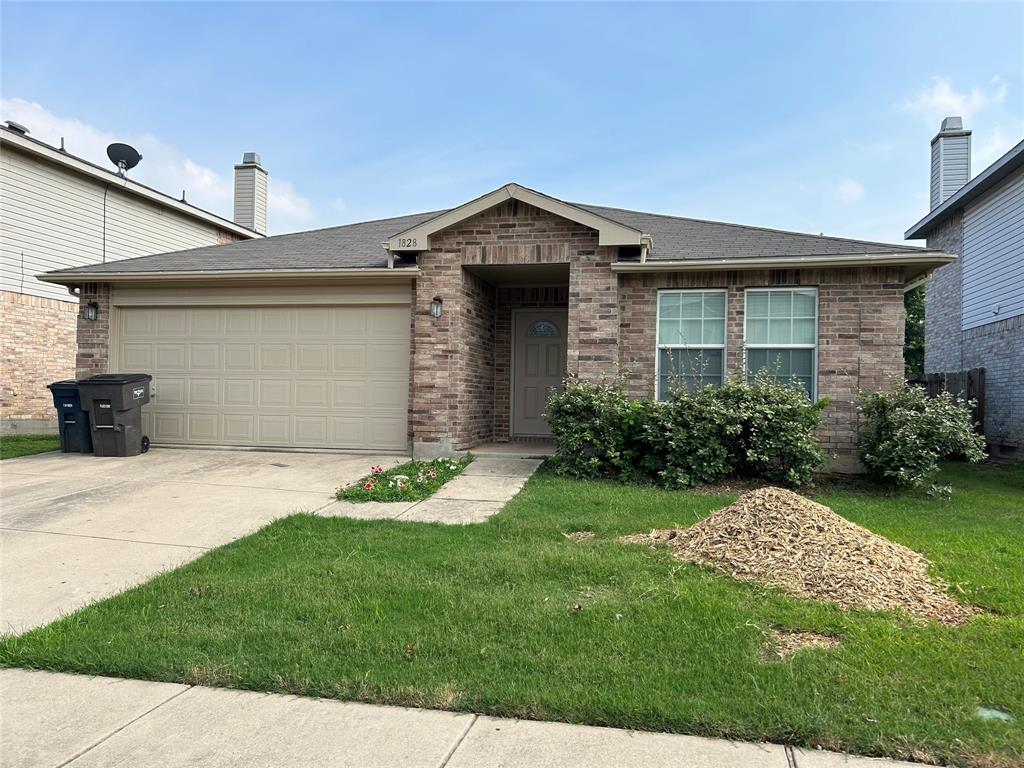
0,448,403,634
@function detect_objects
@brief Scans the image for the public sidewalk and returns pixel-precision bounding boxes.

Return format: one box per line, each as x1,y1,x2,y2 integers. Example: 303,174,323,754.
0,668,916,768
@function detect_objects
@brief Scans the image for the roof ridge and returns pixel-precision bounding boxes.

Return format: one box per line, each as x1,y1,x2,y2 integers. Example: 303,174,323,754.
575,201,922,252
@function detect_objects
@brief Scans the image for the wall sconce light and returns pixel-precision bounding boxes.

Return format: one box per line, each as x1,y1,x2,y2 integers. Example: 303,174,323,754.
81,301,99,322
429,296,443,319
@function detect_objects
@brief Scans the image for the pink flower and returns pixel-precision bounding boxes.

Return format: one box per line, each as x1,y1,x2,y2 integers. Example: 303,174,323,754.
363,481,375,490
370,465,384,476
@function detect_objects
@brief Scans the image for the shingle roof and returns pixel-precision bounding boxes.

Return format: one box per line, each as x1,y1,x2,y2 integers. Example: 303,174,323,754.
905,138,1024,240
42,196,921,278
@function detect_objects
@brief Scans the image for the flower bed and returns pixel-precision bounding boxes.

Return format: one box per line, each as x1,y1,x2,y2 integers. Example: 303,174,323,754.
337,456,473,502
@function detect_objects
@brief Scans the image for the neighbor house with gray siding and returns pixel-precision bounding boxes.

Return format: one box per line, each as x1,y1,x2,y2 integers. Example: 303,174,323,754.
0,122,265,433
907,117,1024,457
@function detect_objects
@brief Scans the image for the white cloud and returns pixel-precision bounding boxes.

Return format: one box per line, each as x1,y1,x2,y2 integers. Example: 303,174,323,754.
974,124,1024,172
330,197,348,213
902,76,1007,124
832,179,865,204
0,97,314,233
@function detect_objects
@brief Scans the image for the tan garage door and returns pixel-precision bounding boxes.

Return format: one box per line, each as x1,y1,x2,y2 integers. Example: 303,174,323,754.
115,304,409,450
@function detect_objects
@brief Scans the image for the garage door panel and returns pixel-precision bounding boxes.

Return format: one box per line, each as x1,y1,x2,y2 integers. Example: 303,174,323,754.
156,344,186,370
188,379,220,406
260,344,291,370
190,309,222,335
188,414,220,441
295,380,330,408
122,344,153,369
154,413,185,441
223,414,255,443
223,380,256,407
189,344,220,370
117,303,409,450
224,344,256,371
296,344,330,371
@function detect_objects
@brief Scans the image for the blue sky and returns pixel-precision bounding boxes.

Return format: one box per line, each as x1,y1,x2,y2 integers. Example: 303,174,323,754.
2,2,1022,242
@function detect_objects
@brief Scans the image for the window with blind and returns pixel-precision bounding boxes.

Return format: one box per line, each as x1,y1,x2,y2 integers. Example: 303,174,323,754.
744,288,817,399
656,289,726,400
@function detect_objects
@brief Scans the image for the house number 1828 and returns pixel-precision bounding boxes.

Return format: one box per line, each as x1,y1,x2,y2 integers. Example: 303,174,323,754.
398,238,418,248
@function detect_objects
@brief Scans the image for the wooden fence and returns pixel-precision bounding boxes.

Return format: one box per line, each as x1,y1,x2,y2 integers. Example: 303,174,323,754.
908,368,986,434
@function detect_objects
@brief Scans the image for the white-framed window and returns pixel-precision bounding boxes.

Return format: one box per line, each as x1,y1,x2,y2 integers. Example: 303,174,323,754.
744,287,818,399
656,289,727,400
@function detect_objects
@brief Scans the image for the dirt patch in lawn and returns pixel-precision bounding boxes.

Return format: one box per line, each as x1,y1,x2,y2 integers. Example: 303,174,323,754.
563,531,597,542
622,486,980,626
767,629,841,660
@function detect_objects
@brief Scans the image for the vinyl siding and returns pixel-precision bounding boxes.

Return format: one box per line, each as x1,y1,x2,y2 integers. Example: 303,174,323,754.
0,145,227,302
961,171,1024,330
233,165,267,234
930,134,971,210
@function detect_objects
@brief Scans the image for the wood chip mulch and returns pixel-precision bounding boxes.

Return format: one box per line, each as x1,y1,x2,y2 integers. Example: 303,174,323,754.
622,486,980,626
767,629,841,659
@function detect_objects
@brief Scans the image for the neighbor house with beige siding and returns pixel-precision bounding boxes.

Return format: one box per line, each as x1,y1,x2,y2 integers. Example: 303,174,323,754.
0,122,264,433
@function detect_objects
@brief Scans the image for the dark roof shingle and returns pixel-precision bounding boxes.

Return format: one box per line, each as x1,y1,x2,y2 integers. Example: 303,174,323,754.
43,198,921,277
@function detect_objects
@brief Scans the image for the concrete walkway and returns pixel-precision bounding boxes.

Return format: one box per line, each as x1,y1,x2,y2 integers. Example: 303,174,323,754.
0,449,403,633
320,456,542,524
0,668,915,768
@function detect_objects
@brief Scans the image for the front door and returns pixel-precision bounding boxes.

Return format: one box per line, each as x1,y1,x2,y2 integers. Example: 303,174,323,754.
512,309,568,437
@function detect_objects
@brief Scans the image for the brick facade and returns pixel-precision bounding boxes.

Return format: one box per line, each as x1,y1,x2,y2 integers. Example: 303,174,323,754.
410,201,613,457
0,291,78,433
74,283,112,379
925,212,1023,452
64,204,909,468
924,212,964,373
618,267,906,470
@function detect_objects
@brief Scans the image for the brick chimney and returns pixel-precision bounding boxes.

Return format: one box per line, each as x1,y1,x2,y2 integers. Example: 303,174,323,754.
930,117,971,210
233,152,268,234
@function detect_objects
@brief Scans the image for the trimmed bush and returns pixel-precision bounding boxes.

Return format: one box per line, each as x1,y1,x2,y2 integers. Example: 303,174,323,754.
858,385,986,489
547,376,827,488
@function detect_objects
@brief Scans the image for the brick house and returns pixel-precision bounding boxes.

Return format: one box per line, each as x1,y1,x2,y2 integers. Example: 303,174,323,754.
905,118,1024,457
41,183,953,468
0,122,263,434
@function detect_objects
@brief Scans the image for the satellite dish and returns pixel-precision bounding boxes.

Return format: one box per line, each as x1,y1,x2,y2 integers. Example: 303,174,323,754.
107,142,142,176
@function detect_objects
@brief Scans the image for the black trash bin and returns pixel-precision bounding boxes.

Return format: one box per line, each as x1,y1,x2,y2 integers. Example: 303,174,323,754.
46,380,93,453
78,373,152,457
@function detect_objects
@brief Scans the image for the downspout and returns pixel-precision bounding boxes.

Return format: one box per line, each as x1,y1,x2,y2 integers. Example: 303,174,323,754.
639,234,653,263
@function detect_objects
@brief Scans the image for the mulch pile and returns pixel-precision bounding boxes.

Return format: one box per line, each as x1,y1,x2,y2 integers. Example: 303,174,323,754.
622,486,979,626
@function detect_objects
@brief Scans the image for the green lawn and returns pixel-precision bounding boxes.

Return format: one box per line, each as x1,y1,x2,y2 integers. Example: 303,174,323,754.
2,463,1022,767
337,455,472,502
1,433,60,460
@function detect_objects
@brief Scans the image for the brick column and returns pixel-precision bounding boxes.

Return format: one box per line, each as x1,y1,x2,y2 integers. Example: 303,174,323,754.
568,249,619,380
76,282,112,378
410,255,461,459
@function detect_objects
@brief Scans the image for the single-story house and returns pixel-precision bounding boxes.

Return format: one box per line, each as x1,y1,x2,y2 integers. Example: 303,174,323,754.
41,183,953,468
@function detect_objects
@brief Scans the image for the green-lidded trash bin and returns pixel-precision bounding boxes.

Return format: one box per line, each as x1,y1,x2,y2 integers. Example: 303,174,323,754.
46,380,93,453
78,373,152,457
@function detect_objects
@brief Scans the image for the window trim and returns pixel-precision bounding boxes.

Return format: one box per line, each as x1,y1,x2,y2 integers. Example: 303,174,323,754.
655,288,728,401
743,286,819,400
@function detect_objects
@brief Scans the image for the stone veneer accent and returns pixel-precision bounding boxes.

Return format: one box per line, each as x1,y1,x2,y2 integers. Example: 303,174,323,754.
0,291,78,433
619,267,906,470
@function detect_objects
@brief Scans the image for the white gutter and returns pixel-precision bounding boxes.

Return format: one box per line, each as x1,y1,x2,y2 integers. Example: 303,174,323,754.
39,268,421,285
610,251,955,273
1,130,261,240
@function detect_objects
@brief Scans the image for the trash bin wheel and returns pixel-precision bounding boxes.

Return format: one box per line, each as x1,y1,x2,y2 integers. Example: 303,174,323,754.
141,436,151,454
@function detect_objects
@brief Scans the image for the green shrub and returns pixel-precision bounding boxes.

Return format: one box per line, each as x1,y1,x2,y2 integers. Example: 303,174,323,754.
858,385,986,488
547,376,827,488
545,378,653,481
714,375,828,487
